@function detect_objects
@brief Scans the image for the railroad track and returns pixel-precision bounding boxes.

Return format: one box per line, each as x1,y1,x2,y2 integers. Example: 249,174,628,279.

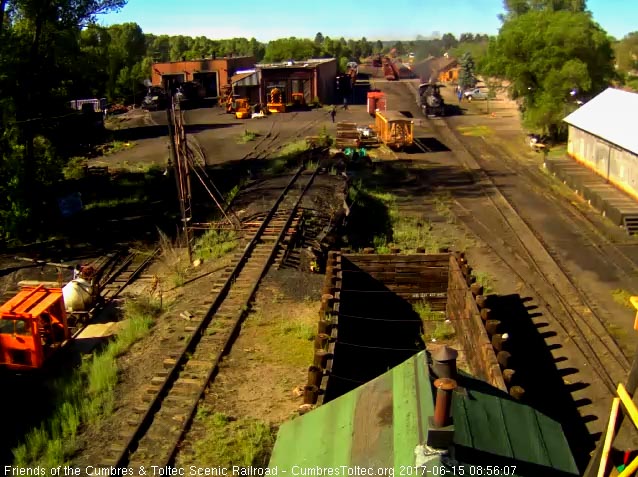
69,248,160,338
427,119,629,393
93,164,318,470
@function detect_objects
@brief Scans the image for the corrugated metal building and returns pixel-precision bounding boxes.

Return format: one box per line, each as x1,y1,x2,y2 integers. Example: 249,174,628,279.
256,58,337,105
564,88,638,200
151,56,255,97
268,350,579,476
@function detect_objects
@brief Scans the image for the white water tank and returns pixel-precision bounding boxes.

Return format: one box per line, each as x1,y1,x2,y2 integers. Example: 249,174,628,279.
62,278,94,312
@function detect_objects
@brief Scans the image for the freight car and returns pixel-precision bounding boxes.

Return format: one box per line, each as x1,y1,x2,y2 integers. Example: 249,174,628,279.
374,111,414,150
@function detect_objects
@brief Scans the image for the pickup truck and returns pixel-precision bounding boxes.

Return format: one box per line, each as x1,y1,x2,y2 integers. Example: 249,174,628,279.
463,88,488,101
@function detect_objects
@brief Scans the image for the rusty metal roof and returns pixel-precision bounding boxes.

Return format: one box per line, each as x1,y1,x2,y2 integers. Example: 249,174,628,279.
0,286,64,317
268,351,578,476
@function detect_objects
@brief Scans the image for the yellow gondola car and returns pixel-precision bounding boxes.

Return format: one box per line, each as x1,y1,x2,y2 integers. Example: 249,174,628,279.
374,111,414,150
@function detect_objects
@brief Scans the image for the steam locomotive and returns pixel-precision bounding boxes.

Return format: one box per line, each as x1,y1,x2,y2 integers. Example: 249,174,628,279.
417,83,445,117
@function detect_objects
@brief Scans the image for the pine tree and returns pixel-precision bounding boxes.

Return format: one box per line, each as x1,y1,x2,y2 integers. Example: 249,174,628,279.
458,52,477,90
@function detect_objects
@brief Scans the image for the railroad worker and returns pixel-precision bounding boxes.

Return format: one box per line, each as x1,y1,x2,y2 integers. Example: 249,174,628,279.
330,105,336,123
457,89,463,104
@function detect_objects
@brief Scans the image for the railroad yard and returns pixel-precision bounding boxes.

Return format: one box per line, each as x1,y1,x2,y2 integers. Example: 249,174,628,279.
3,77,638,475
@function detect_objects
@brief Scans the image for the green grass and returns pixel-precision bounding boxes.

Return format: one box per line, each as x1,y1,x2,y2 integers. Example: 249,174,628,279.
194,229,238,262
457,125,493,137
178,411,274,467
413,300,445,322
237,129,258,144
226,184,240,205
278,139,310,158
12,297,162,467
434,192,456,224
98,140,135,155
473,271,494,295
612,288,635,309
430,321,456,341
84,196,146,210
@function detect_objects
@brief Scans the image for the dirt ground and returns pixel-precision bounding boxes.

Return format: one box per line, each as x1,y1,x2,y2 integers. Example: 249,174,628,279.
176,268,324,466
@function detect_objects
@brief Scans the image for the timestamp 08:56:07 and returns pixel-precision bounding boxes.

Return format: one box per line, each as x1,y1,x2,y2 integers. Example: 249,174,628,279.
399,465,517,476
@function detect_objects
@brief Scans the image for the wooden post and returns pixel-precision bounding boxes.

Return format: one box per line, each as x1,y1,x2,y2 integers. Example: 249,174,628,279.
475,295,487,309
597,398,621,477
480,308,492,321
503,369,516,385
314,349,333,368
497,350,512,369
318,320,333,335
485,319,500,336
307,366,323,387
470,283,484,297
314,333,331,350
303,385,319,404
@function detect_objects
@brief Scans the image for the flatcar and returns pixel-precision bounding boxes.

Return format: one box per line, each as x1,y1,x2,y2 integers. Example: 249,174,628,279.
374,111,414,150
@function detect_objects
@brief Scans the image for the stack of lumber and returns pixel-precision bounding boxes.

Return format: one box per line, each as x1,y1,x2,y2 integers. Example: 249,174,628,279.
336,122,359,149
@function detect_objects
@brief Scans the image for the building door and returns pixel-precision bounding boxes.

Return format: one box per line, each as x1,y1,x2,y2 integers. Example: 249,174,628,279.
193,72,218,98
162,74,185,93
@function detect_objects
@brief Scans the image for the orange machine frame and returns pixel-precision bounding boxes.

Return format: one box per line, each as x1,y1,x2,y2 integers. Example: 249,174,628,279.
0,285,70,371
267,87,286,113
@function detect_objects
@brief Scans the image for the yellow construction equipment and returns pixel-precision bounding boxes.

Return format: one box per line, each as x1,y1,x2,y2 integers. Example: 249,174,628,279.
234,99,251,119
267,88,286,113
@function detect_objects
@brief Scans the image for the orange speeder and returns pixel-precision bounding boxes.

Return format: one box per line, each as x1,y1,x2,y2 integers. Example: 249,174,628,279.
0,285,70,371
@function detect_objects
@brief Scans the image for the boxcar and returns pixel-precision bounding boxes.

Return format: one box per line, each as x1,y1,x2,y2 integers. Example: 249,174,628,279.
374,111,414,150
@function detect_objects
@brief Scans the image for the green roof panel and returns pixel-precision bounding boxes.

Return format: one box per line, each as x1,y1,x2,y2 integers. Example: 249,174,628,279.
268,351,579,477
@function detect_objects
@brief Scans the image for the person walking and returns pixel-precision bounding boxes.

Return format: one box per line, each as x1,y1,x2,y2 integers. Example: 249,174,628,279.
330,105,337,123
342,97,348,110
457,88,463,104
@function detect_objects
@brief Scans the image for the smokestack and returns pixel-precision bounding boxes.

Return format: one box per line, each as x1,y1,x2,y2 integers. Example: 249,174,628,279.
429,345,458,380
433,378,457,427
427,377,457,449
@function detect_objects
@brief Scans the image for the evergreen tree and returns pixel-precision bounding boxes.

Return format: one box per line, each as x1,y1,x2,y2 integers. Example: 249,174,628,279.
458,52,477,89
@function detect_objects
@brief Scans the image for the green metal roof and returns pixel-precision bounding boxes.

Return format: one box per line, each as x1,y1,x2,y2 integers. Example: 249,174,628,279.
268,351,579,477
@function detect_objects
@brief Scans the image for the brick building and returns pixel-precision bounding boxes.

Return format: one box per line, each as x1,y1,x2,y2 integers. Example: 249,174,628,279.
151,56,255,97
256,58,337,105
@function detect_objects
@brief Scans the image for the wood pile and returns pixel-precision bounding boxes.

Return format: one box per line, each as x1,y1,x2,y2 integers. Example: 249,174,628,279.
336,122,359,149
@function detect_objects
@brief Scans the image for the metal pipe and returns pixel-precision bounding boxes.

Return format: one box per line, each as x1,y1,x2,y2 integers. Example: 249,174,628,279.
433,378,457,428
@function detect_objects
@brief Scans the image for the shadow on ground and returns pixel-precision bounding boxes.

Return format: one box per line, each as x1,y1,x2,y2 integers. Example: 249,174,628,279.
323,261,424,402
486,293,595,472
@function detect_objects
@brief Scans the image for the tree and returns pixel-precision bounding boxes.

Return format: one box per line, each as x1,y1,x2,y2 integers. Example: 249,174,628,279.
614,32,638,75
501,0,586,20
441,33,458,51
458,52,477,89
314,32,324,45
375,40,383,53
483,10,615,136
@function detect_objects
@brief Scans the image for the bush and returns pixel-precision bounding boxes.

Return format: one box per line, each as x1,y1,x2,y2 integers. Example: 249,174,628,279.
62,157,88,180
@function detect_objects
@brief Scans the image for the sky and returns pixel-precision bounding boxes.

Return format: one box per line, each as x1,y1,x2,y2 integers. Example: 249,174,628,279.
98,0,637,41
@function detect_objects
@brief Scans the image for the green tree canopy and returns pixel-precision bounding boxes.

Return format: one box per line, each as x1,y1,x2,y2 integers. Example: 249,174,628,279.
483,10,614,135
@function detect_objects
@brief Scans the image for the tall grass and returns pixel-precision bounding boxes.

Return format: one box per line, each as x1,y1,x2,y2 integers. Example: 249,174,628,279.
194,229,238,261
12,296,163,467
178,411,274,467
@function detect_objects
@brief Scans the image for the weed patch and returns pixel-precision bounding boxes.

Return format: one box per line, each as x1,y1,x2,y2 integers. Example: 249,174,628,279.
194,229,238,262
178,411,274,467
473,272,494,295
457,125,493,137
238,130,258,144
